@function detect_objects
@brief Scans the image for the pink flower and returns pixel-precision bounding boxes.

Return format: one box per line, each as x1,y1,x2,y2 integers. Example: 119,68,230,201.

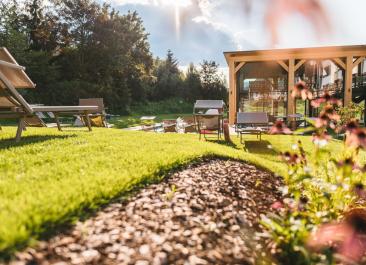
346,128,366,149
308,209,366,263
344,120,359,133
312,131,331,147
315,113,331,128
322,105,340,121
271,201,284,210
280,151,304,165
291,81,313,100
308,223,352,250
336,157,355,168
353,183,366,199
315,106,340,129
311,92,342,108
269,120,292,135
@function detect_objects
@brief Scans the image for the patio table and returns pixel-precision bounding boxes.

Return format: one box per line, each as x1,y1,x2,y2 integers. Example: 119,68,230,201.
140,116,157,131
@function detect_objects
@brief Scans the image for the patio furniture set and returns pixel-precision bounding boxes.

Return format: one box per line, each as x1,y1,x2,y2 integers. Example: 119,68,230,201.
0,47,108,141
0,47,304,143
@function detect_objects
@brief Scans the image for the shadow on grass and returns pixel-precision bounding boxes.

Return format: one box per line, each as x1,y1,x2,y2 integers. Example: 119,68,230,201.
0,134,77,150
205,139,242,150
243,140,278,156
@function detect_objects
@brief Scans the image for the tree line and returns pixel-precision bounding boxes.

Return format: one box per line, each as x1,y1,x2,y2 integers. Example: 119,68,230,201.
0,0,227,113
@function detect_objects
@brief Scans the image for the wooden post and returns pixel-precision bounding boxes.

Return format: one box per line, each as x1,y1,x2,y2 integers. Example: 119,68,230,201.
54,112,62,131
229,60,237,125
288,59,295,127
15,118,25,142
84,111,92,131
344,56,353,107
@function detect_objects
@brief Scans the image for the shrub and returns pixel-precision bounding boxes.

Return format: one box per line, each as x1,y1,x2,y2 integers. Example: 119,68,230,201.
261,90,366,264
129,98,193,116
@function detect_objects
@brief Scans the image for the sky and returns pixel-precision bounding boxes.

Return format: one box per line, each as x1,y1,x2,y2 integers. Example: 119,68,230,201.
102,0,366,70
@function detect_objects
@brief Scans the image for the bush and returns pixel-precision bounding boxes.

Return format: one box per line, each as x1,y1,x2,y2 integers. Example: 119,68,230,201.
261,89,366,264
129,98,193,116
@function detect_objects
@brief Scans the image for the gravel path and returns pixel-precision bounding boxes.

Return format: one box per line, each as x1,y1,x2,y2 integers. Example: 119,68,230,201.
12,159,283,265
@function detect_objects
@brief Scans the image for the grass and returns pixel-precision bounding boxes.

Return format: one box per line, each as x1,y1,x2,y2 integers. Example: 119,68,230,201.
0,126,362,257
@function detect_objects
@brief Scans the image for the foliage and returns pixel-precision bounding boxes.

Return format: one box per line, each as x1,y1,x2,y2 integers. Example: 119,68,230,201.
0,0,227,113
130,98,192,115
261,90,366,264
200,60,228,102
0,125,348,257
337,102,365,126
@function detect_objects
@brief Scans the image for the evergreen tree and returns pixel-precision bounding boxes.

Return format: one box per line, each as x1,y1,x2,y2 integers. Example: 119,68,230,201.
152,50,182,100
200,60,228,101
183,63,202,102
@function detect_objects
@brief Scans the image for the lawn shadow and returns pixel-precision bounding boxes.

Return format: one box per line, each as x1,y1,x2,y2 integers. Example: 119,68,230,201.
243,140,278,156
0,134,77,150
205,139,241,150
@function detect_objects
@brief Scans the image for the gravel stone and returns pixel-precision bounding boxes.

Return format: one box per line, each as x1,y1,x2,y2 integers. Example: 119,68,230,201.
12,159,282,265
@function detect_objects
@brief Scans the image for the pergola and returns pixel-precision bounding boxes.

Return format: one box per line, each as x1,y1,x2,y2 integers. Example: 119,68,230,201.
224,45,366,125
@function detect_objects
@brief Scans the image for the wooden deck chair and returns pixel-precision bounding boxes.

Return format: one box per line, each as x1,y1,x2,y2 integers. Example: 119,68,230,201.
79,98,108,127
0,47,98,142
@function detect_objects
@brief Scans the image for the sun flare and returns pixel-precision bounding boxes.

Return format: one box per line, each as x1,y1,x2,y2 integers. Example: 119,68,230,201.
158,0,192,7
155,0,192,40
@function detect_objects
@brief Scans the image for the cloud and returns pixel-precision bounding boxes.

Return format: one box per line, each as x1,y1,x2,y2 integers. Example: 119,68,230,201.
105,0,366,68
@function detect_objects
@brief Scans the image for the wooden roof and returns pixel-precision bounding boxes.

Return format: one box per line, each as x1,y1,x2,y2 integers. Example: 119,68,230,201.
224,45,366,64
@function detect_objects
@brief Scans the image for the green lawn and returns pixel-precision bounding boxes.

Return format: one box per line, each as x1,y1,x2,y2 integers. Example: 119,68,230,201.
0,126,360,257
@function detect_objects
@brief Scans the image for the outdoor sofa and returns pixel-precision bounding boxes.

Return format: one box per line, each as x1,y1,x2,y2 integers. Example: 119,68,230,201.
235,112,270,142
0,47,98,141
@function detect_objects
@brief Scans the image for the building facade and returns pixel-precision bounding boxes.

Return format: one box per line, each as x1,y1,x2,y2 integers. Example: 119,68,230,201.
224,45,366,125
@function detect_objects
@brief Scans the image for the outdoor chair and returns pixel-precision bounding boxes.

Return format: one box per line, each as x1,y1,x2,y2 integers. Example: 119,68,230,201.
236,112,270,142
193,100,225,140
79,98,108,127
163,119,176,133
195,111,222,140
0,47,98,142
183,116,197,133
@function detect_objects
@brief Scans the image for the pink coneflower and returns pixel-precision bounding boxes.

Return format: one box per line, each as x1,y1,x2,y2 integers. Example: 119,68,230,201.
291,81,313,100
280,151,303,165
344,120,359,133
353,183,366,199
312,131,331,147
336,157,355,168
315,113,330,128
271,201,284,210
315,106,340,129
322,105,340,121
311,92,342,108
269,120,292,134
346,128,366,149
308,209,366,263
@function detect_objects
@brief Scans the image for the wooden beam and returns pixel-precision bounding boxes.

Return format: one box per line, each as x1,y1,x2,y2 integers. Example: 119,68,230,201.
288,59,295,128
277,60,289,72
353,56,365,69
234,62,246,73
344,56,353,106
333,58,346,70
294,60,306,71
229,60,237,125
229,50,366,63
